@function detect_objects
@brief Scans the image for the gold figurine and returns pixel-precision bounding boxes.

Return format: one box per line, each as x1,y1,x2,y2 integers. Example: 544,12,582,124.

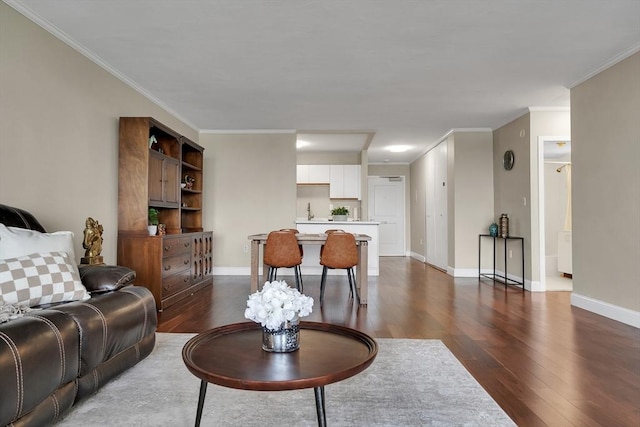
81,217,105,265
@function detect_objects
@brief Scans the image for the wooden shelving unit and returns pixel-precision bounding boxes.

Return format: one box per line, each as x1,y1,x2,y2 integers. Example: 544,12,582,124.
117,117,213,310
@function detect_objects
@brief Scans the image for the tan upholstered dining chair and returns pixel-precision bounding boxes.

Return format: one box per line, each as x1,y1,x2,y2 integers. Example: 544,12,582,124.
263,230,304,291
319,231,359,304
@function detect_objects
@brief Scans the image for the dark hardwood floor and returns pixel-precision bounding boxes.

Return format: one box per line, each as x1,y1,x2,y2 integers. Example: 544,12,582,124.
157,257,640,426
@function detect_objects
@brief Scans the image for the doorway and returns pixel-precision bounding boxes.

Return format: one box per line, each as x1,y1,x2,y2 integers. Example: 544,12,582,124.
368,176,405,256
538,136,573,291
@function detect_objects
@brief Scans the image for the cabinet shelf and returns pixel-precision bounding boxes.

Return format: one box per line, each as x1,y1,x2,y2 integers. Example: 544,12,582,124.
148,203,179,209
182,161,202,171
181,188,202,194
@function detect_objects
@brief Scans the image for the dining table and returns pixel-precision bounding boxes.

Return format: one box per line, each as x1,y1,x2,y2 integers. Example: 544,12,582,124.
247,233,371,305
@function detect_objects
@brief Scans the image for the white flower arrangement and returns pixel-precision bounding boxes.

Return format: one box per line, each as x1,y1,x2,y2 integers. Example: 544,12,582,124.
244,280,314,330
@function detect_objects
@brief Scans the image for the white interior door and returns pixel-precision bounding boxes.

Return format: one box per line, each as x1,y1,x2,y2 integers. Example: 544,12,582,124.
368,176,405,256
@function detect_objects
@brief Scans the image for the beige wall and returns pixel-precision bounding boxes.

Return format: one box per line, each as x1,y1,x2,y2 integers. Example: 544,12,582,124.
0,3,197,264
200,133,297,271
450,131,494,272
571,52,640,312
493,114,531,278
409,154,427,257
493,111,570,284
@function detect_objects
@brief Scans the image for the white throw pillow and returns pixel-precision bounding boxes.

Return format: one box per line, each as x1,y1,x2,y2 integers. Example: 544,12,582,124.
0,223,77,263
0,251,90,307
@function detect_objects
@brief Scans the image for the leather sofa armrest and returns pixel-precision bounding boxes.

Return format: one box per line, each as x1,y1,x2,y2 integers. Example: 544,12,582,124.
78,264,136,294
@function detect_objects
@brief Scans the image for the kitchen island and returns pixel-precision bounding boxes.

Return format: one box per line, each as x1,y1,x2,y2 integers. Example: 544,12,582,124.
295,220,379,276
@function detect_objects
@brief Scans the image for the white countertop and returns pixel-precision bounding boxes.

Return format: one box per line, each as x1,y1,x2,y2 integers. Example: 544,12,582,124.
295,220,380,276
295,220,380,225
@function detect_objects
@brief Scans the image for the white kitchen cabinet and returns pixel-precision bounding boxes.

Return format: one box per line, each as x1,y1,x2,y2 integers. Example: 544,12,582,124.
296,165,309,183
309,165,330,183
330,165,361,199
296,165,330,183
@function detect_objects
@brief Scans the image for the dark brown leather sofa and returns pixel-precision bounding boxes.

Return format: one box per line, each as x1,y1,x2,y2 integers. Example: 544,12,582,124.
0,204,157,426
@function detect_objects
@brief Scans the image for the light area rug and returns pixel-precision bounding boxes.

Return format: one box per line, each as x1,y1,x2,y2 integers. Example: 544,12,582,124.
56,333,515,426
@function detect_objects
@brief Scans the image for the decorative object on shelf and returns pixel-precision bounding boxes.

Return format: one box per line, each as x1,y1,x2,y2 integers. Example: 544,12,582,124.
81,217,104,265
499,213,509,238
331,206,350,222
489,222,499,237
148,208,159,236
148,135,158,150
183,174,195,190
503,150,515,170
181,183,187,189
244,280,314,352
157,223,166,236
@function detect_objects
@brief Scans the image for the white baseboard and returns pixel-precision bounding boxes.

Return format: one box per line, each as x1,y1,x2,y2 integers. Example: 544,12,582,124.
528,280,543,292
410,252,426,262
571,293,640,328
452,268,479,277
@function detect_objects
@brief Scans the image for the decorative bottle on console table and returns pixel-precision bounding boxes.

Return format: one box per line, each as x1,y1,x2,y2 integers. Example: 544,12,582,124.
499,214,509,238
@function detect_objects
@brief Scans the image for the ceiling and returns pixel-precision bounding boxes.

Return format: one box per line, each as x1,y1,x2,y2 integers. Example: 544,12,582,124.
7,0,639,164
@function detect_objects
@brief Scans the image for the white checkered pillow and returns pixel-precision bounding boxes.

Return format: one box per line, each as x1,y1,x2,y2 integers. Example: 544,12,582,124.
0,251,90,307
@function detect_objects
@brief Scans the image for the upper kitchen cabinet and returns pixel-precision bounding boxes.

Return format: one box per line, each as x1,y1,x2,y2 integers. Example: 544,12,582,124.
296,165,331,183
330,165,361,199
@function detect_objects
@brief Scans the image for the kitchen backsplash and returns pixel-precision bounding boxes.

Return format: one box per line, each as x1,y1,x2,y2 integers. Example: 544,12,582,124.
296,185,362,220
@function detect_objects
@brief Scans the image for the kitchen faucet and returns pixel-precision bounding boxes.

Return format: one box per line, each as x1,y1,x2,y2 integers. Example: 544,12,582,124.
307,202,314,220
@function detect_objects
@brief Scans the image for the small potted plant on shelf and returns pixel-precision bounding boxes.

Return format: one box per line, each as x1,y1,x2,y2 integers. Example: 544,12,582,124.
331,206,349,222
148,208,159,236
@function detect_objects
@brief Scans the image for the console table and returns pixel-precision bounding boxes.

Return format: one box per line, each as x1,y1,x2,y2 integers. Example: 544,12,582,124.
478,234,525,292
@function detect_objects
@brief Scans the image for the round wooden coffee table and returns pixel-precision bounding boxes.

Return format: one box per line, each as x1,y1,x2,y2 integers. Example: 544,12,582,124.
182,321,378,426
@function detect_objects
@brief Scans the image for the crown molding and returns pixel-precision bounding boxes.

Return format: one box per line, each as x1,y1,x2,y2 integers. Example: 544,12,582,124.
569,43,640,89
199,129,296,135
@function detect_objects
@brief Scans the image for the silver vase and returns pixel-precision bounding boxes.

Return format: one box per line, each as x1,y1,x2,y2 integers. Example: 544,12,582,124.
262,319,300,352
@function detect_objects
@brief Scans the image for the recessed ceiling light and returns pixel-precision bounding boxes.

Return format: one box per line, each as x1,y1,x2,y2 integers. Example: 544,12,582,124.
387,145,410,153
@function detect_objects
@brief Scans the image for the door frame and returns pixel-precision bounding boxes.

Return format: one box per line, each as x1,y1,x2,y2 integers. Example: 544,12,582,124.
533,135,571,292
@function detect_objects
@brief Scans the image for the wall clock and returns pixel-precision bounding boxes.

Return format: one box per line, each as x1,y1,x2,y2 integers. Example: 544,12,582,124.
503,150,515,170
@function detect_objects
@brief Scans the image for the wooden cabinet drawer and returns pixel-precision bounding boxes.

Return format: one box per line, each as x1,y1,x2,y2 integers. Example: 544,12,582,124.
162,253,191,277
162,270,192,297
162,236,191,257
